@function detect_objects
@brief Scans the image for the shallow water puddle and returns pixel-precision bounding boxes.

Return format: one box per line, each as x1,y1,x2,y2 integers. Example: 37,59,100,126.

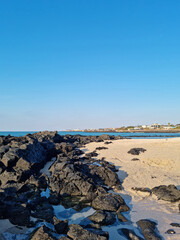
40,187,50,198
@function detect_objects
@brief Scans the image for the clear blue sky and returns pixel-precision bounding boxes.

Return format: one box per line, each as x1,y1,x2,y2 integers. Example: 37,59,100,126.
0,0,180,130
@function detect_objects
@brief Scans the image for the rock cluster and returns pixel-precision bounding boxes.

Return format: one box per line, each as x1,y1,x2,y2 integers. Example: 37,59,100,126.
0,131,128,239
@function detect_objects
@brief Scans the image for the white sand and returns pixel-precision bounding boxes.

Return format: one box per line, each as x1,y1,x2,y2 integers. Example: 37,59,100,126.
84,138,180,239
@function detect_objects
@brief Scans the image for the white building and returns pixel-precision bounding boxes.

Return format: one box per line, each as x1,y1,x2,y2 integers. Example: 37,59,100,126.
141,125,149,129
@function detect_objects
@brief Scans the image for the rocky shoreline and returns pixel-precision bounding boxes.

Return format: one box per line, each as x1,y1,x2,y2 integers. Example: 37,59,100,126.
0,131,179,239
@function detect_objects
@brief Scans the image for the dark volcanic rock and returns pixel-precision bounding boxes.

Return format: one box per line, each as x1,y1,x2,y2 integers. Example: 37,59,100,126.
30,225,55,240
48,191,61,205
30,197,54,222
0,170,18,186
128,148,146,155
0,161,6,174
117,212,128,222
152,185,180,202
88,210,116,226
0,201,7,219
166,229,176,234
15,157,31,171
67,224,108,240
137,219,162,240
95,147,108,151
118,228,144,240
59,237,71,240
104,141,112,145
89,163,121,188
53,216,68,234
49,160,94,196
85,151,98,157
18,140,47,164
6,203,31,226
170,223,180,227
92,193,126,212
117,204,130,213
1,149,19,167
131,158,140,161
132,187,151,194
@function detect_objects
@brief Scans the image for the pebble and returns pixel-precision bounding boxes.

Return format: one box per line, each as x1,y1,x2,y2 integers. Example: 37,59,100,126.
166,229,176,234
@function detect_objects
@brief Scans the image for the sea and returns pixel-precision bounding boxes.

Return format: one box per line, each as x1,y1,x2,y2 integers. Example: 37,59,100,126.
0,131,180,138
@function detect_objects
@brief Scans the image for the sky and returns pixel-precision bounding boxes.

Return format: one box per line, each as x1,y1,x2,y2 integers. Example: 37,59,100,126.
0,0,180,131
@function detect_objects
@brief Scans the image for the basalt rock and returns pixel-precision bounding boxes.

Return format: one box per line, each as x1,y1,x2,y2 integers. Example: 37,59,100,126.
137,219,162,240
85,151,98,158
6,203,31,226
92,193,126,212
88,210,116,226
131,158,140,161
95,147,108,151
59,237,71,240
132,187,151,194
128,148,146,155
0,170,19,187
104,141,112,145
15,157,31,171
89,163,121,188
152,185,180,202
1,149,19,168
166,229,176,234
30,197,54,223
30,225,56,240
117,212,128,222
118,228,144,240
170,223,180,227
53,216,68,234
67,224,108,240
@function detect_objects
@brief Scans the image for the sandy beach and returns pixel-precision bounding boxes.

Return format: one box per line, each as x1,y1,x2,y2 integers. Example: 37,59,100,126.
84,138,180,239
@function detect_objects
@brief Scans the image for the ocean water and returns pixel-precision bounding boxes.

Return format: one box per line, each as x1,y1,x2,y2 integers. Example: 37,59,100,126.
0,131,180,138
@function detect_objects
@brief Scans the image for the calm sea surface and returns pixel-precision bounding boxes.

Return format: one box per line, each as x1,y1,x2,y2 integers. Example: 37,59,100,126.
0,131,180,138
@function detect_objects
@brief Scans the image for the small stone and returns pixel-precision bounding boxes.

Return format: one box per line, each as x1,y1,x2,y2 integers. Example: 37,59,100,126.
131,158,139,161
170,223,180,228
166,229,176,234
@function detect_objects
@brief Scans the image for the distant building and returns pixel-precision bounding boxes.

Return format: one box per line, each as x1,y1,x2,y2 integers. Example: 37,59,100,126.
141,125,149,129
151,123,161,129
161,125,174,130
